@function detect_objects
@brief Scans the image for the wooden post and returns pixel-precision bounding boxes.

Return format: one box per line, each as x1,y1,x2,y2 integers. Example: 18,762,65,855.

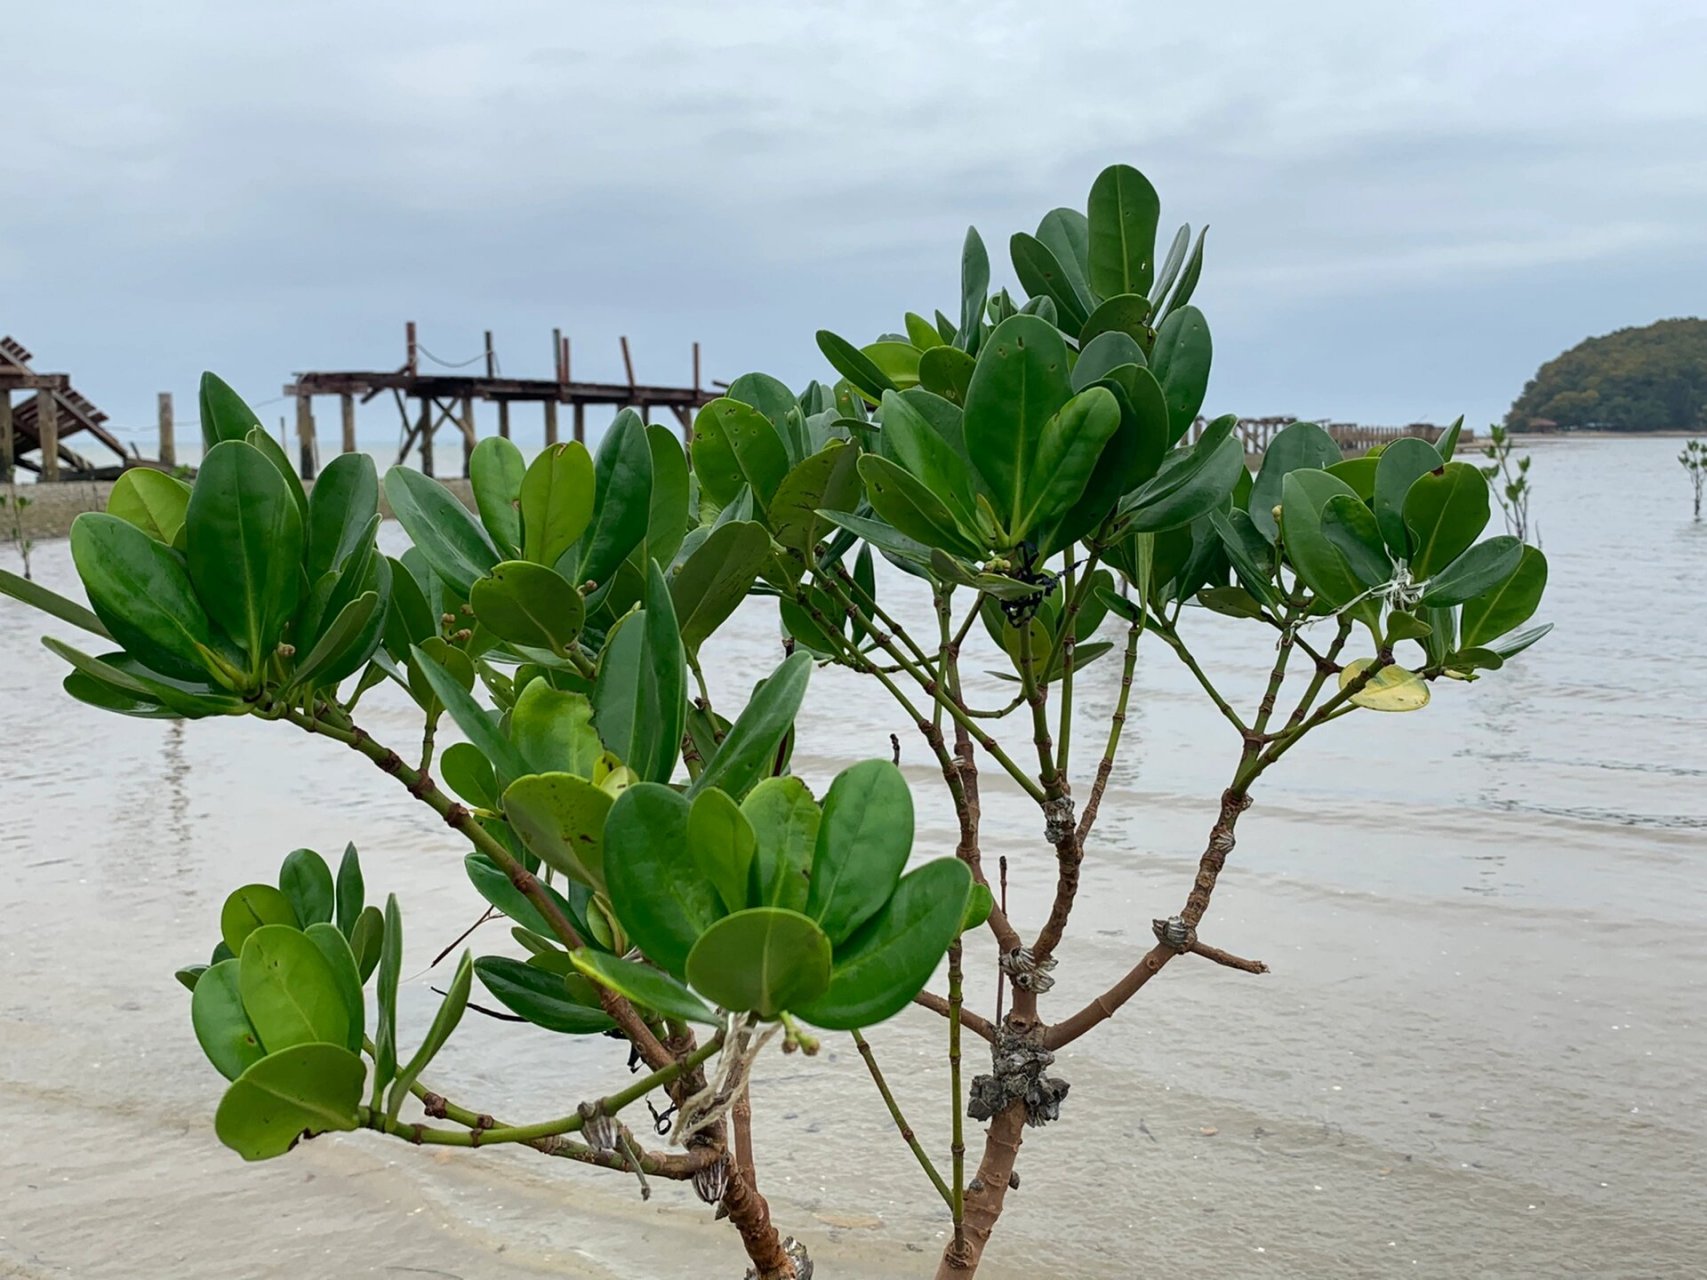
461,394,476,476
1,390,14,483
406,321,419,376
692,341,701,393
419,397,435,477
544,399,558,446
296,395,318,480
621,336,636,392
498,400,511,440
340,393,356,454
573,402,586,444
484,330,496,378
552,329,564,383
561,336,572,385
38,391,60,481
157,392,176,469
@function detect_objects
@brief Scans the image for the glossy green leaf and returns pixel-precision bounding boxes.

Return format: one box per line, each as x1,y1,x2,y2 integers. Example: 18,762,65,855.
220,884,298,956
575,411,653,593
1403,462,1490,579
805,760,914,946
0,567,111,640
214,1042,364,1161
502,772,614,891
1417,536,1524,607
1320,494,1392,588
1488,619,1552,659
517,441,594,568
464,853,595,945
241,427,310,532
191,959,266,1080
1011,232,1089,333
306,452,380,581
1012,387,1120,545
1079,294,1152,348
962,315,1074,536
1087,164,1161,300
1248,421,1342,542
690,650,813,800
570,950,720,1026
1280,470,1378,617
591,564,684,783
1437,416,1465,462
289,588,381,692
1155,226,1208,323
670,519,771,656
1326,455,1379,502
69,513,220,683
511,680,603,777
1071,333,1147,391
470,560,584,654
303,923,365,1053
603,783,722,977
469,436,526,558
962,881,995,933
959,227,990,356
1461,545,1548,648
644,424,691,566
473,956,616,1034
1122,420,1243,533
372,895,402,1107
861,342,923,392
1148,306,1212,443
199,372,263,451
770,439,862,555
918,345,976,406
47,640,243,719
278,848,334,928
409,644,529,783
438,739,495,807
334,844,364,940
1372,438,1445,558
1149,223,1192,312
858,454,984,557
384,465,498,596
691,397,791,513
108,469,191,546
799,858,972,1031
742,776,819,913
815,330,899,405
349,905,384,983
685,907,832,1017
387,949,472,1122
238,924,352,1052
689,788,757,915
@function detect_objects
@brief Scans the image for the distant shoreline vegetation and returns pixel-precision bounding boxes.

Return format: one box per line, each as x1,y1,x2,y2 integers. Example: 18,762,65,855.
1508,317,1707,433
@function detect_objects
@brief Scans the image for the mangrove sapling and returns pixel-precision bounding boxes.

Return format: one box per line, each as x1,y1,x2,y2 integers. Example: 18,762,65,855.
1681,439,1706,519
2,481,32,579
0,162,1555,1279
1482,421,1535,543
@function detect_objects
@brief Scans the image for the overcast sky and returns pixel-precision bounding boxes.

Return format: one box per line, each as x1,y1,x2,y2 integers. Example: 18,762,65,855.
6,1,1705,453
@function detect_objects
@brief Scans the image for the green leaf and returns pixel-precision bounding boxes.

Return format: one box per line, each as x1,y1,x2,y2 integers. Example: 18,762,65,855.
214,1042,364,1161
1436,416,1465,462
877,391,977,524
644,425,691,566
1248,422,1342,542
806,760,914,946
384,465,498,596
469,436,527,558
1087,164,1161,300
1461,545,1547,648
570,950,720,1026
303,923,365,1053
191,959,266,1080
470,561,584,654
690,650,813,800
306,452,381,581
1372,438,1446,558
862,341,924,392
349,905,384,983
1122,420,1243,533
858,454,985,557
221,884,298,956
1488,620,1552,659
184,441,303,673
962,314,1074,536
1403,462,1490,579
1417,536,1524,607
1071,333,1147,391
519,441,595,568
590,565,685,783
669,520,769,657
1155,226,1208,323
742,776,819,913
799,858,972,1031
1035,207,1092,304
0,567,111,640
1149,223,1192,313
278,848,334,928
199,372,262,451
770,439,862,555
108,469,191,546
502,772,615,892
815,330,898,405
1320,494,1392,589
962,880,994,932
387,950,473,1122
575,411,653,591
335,844,364,940
511,680,603,777
959,227,990,356
409,644,529,783
685,908,832,1017
69,513,219,683
603,782,723,977
441,744,498,812
1208,508,1281,610
372,895,402,1107
238,924,352,1052
46,640,241,719
241,426,310,532
473,956,616,1034
690,788,757,915
464,853,596,944
1079,294,1153,349
691,398,792,511
1148,306,1213,444
1010,232,1089,333
289,588,381,692
1012,386,1121,545
918,345,976,406
1280,470,1379,619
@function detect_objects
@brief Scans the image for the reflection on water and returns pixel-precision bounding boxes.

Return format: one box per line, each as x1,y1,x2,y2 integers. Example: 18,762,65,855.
2,437,1704,1279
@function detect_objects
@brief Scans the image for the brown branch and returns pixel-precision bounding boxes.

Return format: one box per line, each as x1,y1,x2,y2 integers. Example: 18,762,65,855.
933,1099,1027,1276
1043,943,1175,1050
914,990,996,1043
1186,940,1269,973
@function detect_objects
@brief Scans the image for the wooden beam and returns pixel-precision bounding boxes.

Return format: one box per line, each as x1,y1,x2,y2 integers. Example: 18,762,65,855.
621,336,636,391
484,330,495,378
0,390,11,482
461,394,476,476
693,341,701,393
573,402,585,444
158,392,176,469
296,395,317,480
406,321,419,377
497,399,510,440
553,329,564,383
38,392,60,481
544,399,559,446
0,371,69,391
340,393,356,454
419,396,435,477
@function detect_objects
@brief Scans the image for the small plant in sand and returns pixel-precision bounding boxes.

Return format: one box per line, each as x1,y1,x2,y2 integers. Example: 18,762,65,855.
1681,439,1706,520
2,482,34,580
1481,422,1534,543
0,164,1553,1278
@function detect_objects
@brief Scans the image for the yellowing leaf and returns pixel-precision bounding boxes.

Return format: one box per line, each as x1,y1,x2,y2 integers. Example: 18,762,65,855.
1340,658,1430,712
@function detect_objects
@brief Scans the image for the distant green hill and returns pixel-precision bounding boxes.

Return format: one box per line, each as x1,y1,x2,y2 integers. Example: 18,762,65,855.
1507,318,1707,431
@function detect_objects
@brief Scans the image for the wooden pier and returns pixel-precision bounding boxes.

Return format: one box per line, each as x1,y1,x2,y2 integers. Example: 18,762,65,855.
282,324,716,479
1,338,140,482
1187,414,1461,457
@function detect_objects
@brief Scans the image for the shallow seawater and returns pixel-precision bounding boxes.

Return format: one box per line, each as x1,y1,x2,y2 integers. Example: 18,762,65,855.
2,436,1704,1279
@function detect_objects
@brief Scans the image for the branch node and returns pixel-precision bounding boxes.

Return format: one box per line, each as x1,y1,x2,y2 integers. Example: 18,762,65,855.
999,946,1057,994
968,1023,1070,1128
1152,915,1196,953
1041,795,1076,845
443,802,470,828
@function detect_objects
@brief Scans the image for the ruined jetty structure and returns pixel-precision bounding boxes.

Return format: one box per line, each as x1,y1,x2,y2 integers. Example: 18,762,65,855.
0,337,145,481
